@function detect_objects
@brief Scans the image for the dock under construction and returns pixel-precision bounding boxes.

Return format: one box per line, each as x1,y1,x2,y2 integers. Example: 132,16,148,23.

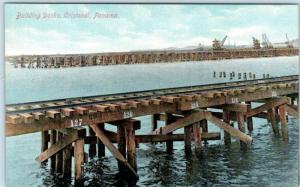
6,47,299,68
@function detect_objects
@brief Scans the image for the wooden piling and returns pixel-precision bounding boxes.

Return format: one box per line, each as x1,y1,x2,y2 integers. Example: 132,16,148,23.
192,122,202,156
184,125,192,156
50,130,57,174
117,124,126,173
278,105,288,141
88,126,96,158
166,113,175,154
151,114,159,132
62,144,72,179
236,112,247,149
97,124,105,158
200,119,208,144
41,131,48,164
55,131,63,173
125,123,137,172
267,108,278,133
74,137,85,186
223,110,231,146
246,102,253,132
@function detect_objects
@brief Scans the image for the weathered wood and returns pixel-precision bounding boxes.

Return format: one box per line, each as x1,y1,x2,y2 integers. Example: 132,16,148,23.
97,124,105,157
55,131,63,173
74,107,88,115
166,113,176,154
94,104,109,112
62,144,72,179
278,105,288,141
267,108,278,133
214,103,248,112
46,110,60,119
74,138,85,186
236,112,247,149
41,131,49,164
6,115,22,124
246,102,253,131
19,113,33,124
89,124,138,178
88,126,96,158
184,125,192,156
117,124,126,173
285,104,299,118
193,123,202,156
36,128,86,163
33,112,45,120
151,114,160,132
50,130,57,173
6,85,297,136
62,108,75,117
205,112,252,144
223,110,231,146
246,98,289,117
153,110,206,135
125,123,137,172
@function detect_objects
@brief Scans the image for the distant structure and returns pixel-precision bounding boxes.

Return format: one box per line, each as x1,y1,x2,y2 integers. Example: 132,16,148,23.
212,35,227,50
252,37,261,49
285,33,294,48
261,33,273,49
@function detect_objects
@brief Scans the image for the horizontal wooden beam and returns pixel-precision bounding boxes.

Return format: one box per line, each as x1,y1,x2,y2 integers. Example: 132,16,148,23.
84,132,221,144
212,103,248,112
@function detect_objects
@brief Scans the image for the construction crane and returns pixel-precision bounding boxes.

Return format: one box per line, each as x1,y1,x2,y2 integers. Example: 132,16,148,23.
261,33,273,48
285,33,293,48
212,35,228,50
252,37,261,49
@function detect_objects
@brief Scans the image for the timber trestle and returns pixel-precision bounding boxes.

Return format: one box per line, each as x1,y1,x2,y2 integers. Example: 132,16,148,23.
5,75,299,185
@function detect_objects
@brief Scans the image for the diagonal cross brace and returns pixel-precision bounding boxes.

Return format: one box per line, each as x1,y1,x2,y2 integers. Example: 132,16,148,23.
35,127,86,163
89,123,138,178
246,97,289,118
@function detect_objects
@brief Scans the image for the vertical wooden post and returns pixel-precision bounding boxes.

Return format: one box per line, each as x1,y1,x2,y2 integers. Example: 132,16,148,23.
193,122,202,156
50,130,57,174
223,110,231,146
55,131,63,173
236,112,247,149
278,104,288,141
151,114,159,132
62,143,72,179
166,113,175,154
117,124,126,173
246,102,253,132
41,131,49,164
89,126,96,158
97,124,105,158
74,138,85,186
267,108,278,133
200,119,208,145
184,126,192,157
125,123,137,172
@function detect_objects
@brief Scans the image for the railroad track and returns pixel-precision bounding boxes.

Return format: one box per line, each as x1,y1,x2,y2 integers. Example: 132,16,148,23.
6,75,299,115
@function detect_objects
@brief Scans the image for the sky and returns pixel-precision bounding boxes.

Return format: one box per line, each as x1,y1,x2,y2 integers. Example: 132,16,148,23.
4,4,299,55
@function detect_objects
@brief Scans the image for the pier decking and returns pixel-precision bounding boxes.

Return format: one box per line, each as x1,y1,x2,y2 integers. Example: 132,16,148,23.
5,75,299,185
6,47,299,68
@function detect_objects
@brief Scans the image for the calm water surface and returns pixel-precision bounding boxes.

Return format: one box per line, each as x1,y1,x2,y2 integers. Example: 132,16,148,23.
5,56,299,187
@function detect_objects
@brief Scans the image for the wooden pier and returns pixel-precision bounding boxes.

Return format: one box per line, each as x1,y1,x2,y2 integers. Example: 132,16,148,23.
5,75,299,185
6,47,299,68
